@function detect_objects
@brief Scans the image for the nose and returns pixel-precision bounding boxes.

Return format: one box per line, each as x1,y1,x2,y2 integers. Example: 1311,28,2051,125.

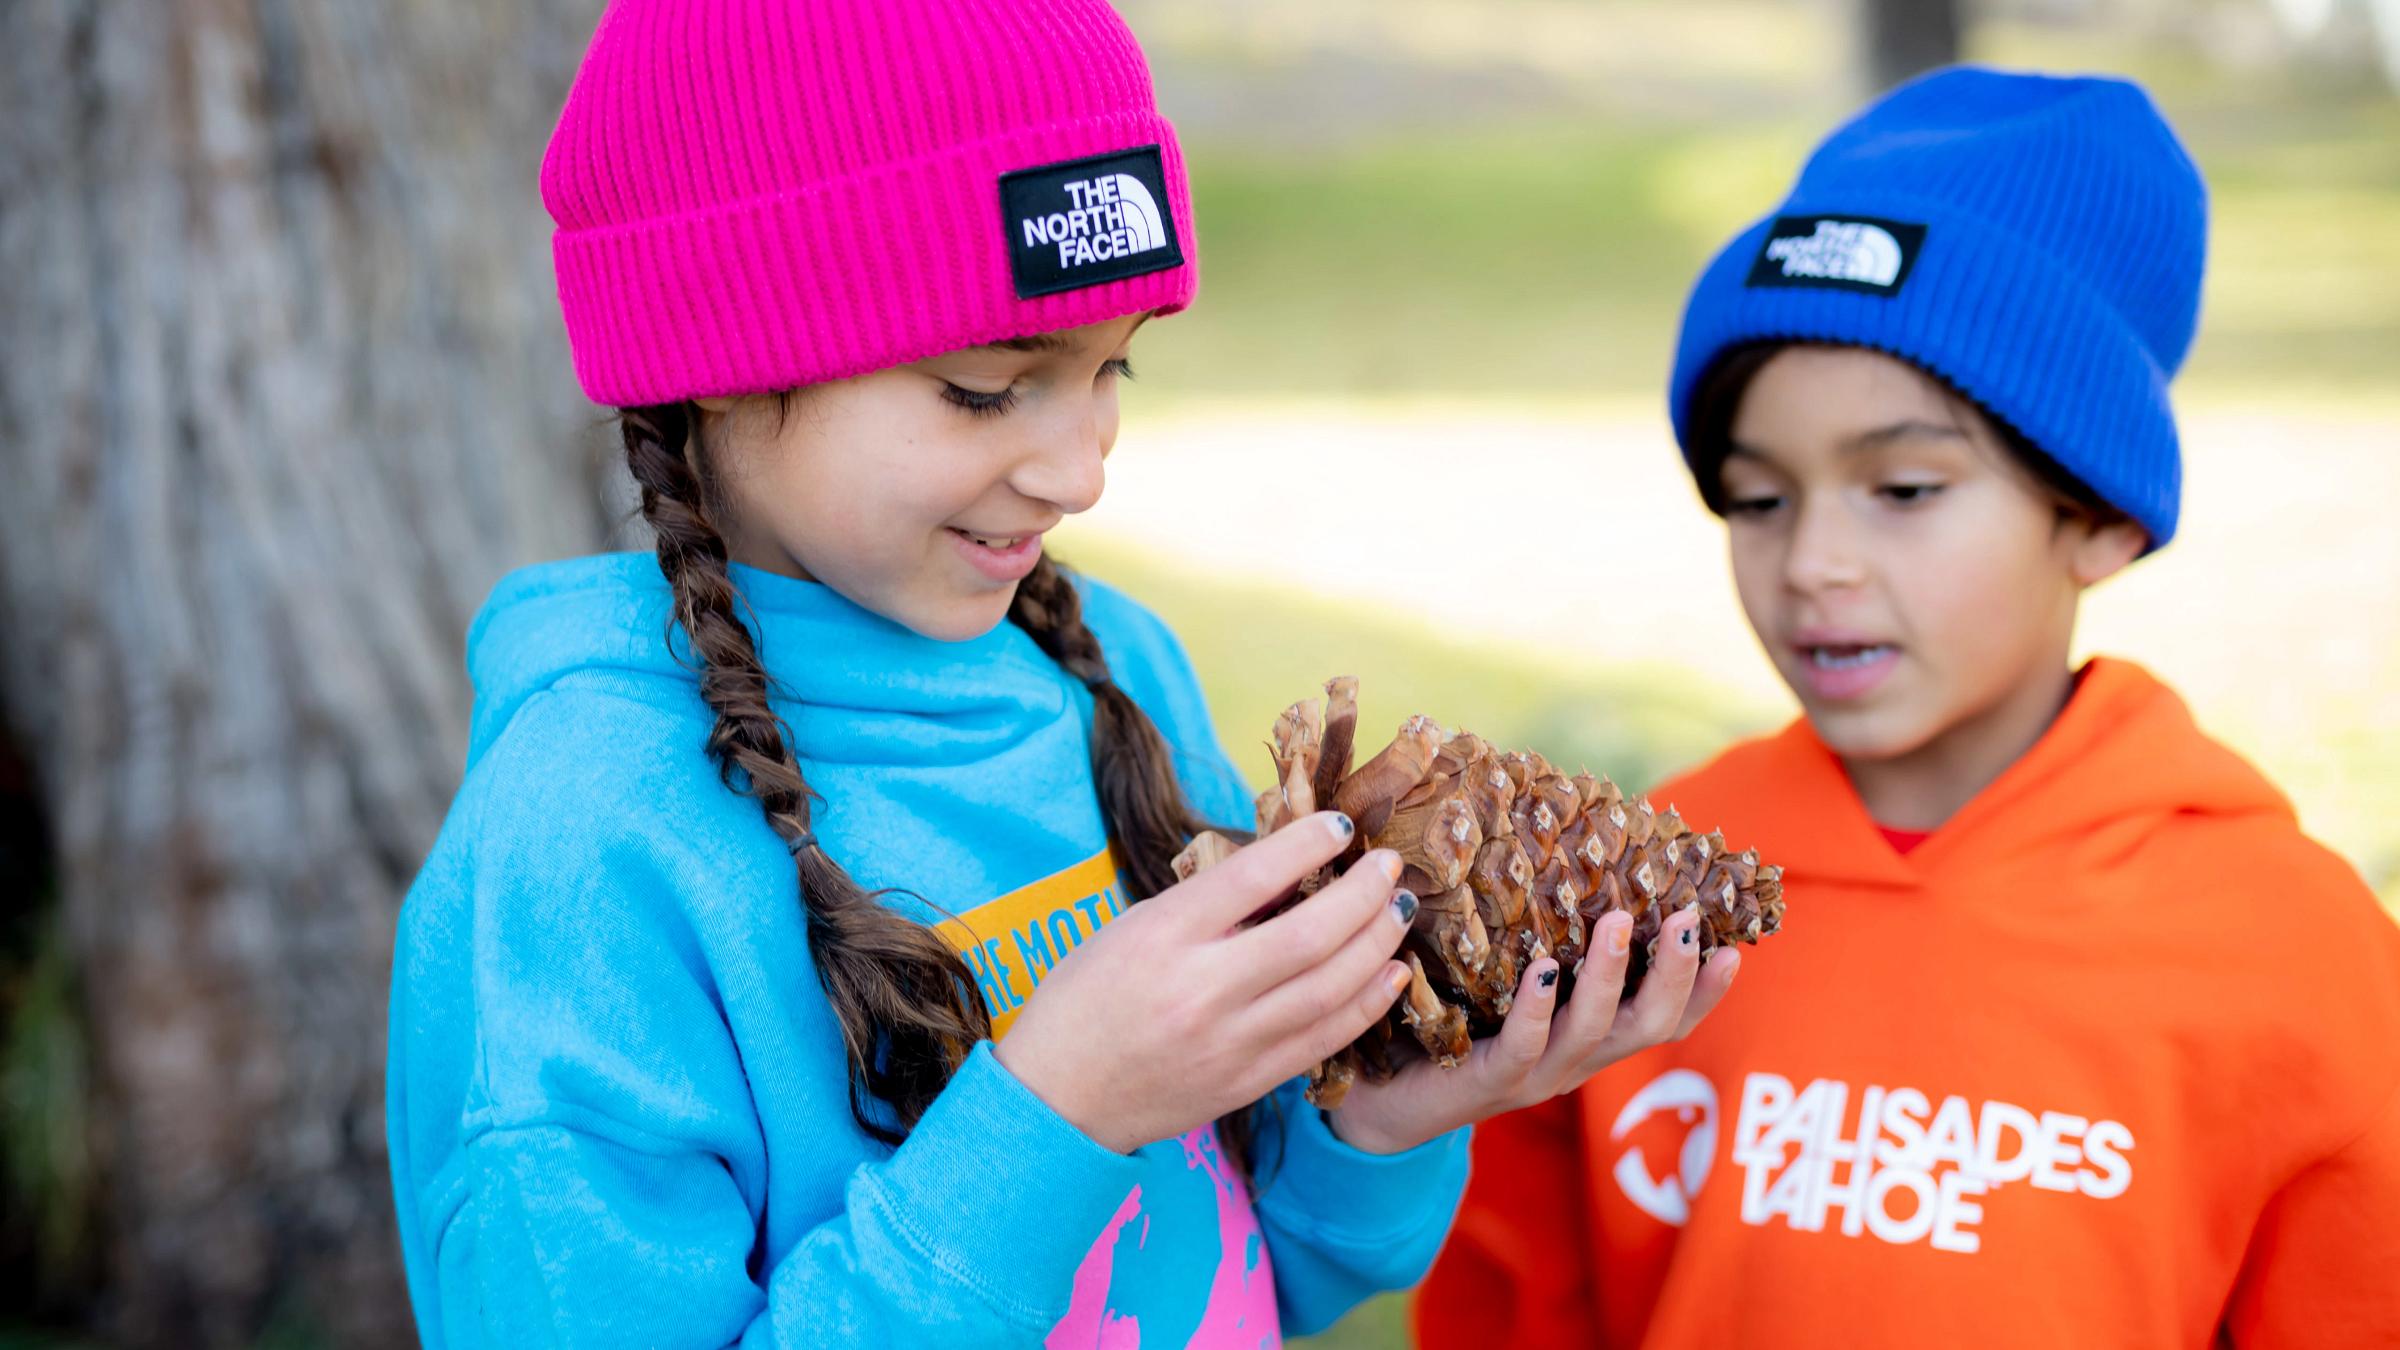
1782,495,1868,596
1011,391,1112,516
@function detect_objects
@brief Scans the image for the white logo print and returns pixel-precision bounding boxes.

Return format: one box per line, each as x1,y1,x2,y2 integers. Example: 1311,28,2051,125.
1018,173,1170,268
1763,220,1906,287
1610,1069,2137,1254
1609,1069,1719,1226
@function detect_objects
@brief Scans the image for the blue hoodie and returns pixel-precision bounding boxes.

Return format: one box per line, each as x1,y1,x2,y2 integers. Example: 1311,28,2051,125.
386,552,1469,1348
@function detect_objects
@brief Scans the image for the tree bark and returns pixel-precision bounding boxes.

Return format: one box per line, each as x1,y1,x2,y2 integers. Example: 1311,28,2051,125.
1863,0,1965,92
0,1,609,1342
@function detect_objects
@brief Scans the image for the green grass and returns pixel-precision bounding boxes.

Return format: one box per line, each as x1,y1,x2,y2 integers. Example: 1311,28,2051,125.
0,904,94,1314
1141,122,1764,400
1297,1289,1411,1350
1135,85,2400,404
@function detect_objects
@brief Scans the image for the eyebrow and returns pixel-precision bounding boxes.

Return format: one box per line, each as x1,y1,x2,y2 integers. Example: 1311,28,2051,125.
1844,419,1970,452
1728,419,1969,463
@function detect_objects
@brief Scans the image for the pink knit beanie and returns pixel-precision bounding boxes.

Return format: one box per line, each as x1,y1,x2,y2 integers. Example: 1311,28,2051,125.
540,0,1199,407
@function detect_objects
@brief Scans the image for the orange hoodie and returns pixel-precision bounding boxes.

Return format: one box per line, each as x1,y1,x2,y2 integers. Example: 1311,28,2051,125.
1417,659,2400,1348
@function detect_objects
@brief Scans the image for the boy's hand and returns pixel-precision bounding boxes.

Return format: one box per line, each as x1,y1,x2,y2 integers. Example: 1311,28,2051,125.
1323,902,1740,1155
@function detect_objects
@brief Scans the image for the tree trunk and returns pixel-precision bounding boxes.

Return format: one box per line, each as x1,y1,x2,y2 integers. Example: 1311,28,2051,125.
1862,0,1965,92
0,1,609,1343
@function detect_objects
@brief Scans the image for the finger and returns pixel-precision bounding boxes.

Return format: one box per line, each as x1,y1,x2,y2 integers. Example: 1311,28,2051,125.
1269,958,1414,1089
1476,956,1562,1086
1242,882,1417,1034
1542,910,1632,1068
1173,810,1355,935
1597,901,1704,1060
1219,848,1401,988
1672,945,1740,1040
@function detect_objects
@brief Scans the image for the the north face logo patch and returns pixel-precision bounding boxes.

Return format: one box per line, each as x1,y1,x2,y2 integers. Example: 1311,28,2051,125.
1000,146,1183,299
1747,215,1927,295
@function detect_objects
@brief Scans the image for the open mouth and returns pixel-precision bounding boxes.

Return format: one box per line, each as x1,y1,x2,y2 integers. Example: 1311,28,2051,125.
1791,640,1900,700
1804,643,1896,670
951,529,1029,550
947,526,1045,582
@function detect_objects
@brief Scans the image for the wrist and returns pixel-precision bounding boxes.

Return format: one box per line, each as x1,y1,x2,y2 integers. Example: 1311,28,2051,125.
1324,1103,1427,1156
992,1035,1136,1155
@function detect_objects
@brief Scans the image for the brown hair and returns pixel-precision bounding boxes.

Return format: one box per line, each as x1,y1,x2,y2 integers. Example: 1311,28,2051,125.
621,400,1262,1170
1685,342,2128,527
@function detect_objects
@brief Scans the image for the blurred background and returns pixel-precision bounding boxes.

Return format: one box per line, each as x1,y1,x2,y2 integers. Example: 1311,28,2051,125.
1,0,2393,1345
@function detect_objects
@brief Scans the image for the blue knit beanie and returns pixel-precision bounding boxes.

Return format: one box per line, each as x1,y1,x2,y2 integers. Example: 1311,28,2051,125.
1667,66,2208,549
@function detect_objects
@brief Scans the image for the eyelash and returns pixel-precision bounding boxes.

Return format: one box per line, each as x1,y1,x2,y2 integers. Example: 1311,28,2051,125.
940,384,1018,418
1723,482,1945,517
939,359,1136,419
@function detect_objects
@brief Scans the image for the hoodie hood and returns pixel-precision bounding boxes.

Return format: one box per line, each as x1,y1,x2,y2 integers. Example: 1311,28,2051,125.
1657,658,2293,890
463,552,1076,774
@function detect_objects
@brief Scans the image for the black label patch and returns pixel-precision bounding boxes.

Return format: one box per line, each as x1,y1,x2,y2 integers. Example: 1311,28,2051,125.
999,146,1183,300
1746,215,1928,296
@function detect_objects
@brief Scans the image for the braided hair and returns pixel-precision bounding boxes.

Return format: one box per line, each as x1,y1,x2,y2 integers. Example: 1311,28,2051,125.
622,401,1261,1172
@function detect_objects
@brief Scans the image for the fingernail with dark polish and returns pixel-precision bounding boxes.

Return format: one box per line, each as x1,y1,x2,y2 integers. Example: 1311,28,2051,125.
1332,812,1354,838
1680,924,1695,948
1391,890,1418,924
1538,967,1559,990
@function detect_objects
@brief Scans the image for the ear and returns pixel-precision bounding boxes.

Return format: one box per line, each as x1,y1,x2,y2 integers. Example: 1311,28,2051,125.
2068,515,2148,589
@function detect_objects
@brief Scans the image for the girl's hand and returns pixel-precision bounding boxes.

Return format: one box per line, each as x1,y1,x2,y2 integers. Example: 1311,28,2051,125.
995,812,1417,1155
1324,902,1739,1155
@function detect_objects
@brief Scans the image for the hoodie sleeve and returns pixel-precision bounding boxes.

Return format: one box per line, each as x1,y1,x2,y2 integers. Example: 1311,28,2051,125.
1249,1080,1472,1335
439,1048,1139,1350
2219,1080,2400,1347
415,770,1143,1349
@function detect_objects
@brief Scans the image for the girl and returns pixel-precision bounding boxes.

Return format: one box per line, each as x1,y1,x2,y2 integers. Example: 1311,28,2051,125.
383,3,1734,1346
1420,67,2400,1349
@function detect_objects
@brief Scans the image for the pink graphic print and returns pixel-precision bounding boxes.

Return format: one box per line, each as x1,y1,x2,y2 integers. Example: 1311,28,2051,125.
1053,1187,1148,1350
1045,1125,1281,1349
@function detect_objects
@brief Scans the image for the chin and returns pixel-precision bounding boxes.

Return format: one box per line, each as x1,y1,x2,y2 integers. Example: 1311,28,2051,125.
1797,697,1943,765
897,586,1020,643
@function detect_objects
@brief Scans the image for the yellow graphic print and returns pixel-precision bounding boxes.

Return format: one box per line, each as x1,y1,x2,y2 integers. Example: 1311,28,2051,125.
936,850,1130,1038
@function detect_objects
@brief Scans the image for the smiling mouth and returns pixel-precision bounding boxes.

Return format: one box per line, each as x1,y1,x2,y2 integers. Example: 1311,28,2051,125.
950,528,1032,549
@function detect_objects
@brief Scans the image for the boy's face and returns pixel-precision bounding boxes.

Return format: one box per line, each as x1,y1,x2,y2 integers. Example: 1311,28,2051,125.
1716,346,2145,766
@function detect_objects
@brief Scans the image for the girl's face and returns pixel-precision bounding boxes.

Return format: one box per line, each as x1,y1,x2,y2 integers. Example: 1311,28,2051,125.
696,313,1146,641
1716,346,2144,768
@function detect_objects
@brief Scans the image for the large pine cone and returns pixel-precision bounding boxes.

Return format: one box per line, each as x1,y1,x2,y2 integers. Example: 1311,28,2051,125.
1172,677,1785,1108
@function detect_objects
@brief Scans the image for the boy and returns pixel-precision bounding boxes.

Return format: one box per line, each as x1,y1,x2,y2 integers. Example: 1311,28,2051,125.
1417,67,2400,1348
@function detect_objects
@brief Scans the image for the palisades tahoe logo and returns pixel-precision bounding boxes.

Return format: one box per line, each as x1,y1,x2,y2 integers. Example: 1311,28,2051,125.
1746,215,1928,295
1610,1068,2134,1254
1000,146,1183,299
937,849,1130,1038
